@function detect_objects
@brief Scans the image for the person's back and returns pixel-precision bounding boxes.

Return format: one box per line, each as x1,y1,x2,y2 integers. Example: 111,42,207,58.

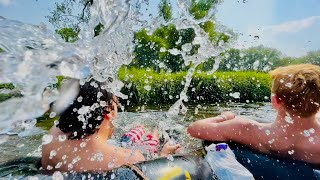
188,64,320,165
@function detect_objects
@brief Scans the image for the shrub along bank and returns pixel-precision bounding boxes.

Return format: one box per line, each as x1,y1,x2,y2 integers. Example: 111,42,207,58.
118,68,272,106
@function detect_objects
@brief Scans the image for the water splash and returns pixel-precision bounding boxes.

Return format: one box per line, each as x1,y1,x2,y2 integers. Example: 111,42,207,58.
0,0,231,141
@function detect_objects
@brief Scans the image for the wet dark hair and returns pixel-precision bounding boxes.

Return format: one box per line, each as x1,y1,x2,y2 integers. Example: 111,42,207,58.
56,79,114,139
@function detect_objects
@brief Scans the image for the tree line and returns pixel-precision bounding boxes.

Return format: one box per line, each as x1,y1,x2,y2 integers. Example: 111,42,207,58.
48,0,319,73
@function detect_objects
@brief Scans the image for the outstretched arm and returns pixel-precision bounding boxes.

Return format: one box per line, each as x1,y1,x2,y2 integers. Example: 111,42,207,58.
187,113,271,153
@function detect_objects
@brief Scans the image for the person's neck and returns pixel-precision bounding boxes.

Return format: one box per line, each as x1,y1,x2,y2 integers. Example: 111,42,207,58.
95,118,114,142
275,111,318,131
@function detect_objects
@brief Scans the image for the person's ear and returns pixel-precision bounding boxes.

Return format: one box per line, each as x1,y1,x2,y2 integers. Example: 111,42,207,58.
271,94,283,109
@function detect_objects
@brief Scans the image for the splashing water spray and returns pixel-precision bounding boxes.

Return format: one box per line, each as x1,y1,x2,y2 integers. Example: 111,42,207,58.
0,0,232,146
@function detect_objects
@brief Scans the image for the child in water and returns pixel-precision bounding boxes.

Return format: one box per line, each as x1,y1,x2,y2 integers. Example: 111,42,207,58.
188,64,320,165
41,79,181,173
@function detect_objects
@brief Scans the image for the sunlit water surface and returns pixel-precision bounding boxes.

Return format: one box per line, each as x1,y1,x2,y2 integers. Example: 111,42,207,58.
0,102,275,165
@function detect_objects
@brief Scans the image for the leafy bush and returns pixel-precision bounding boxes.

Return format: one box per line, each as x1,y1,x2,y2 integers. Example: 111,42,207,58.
118,68,271,107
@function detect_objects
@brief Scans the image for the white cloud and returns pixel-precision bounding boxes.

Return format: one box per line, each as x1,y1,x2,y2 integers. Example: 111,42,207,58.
262,16,320,34
235,16,320,57
0,0,12,6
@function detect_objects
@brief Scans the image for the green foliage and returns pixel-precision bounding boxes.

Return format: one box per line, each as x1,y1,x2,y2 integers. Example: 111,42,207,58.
0,83,14,89
189,0,219,19
159,0,172,21
0,83,21,102
94,22,104,37
36,113,59,131
213,46,283,72
0,47,4,53
56,28,79,42
302,50,320,65
118,68,271,107
47,0,92,31
129,25,195,72
200,21,230,45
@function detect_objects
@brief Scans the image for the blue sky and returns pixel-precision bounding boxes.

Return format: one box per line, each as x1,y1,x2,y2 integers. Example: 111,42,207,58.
216,0,320,57
0,0,319,57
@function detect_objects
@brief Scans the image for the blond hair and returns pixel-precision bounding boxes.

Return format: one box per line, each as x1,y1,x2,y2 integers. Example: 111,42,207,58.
269,64,320,117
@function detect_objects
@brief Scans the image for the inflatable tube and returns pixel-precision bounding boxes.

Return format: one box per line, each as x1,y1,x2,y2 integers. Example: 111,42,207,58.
2,143,318,180
0,155,215,179
203,141,319,180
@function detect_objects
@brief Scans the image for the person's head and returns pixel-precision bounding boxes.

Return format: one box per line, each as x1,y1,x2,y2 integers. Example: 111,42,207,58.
269,64,320,118
56,79,118,139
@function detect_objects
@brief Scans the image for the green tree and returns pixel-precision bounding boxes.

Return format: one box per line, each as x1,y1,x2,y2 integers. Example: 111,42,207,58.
56,28,79,42
189,0,220,19
130,25,195,72
47,0,231,72
241,45,282,71
303,50,320,65
47,0,93,31
159,0,172,21
218,48,242,71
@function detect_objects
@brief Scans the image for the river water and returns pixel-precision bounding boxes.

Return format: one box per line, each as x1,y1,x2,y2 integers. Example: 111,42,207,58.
0,102,276,165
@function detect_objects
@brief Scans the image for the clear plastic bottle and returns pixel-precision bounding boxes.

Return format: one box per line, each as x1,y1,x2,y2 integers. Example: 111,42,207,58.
205,143,255,180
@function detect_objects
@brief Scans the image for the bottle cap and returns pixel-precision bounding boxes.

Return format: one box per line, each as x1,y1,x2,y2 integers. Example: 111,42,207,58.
216,143,228,151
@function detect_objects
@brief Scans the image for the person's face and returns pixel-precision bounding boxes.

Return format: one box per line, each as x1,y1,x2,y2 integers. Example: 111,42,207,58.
104,96,118,119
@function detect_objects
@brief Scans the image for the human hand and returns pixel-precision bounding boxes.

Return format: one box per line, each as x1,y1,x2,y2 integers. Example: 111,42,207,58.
220,111,236,120
159,142,182,157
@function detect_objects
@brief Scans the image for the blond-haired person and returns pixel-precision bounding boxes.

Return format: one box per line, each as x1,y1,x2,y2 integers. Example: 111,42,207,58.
188,64,320,165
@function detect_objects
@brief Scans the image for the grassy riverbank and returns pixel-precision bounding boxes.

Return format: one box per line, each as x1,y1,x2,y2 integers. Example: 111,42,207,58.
118,68,271,106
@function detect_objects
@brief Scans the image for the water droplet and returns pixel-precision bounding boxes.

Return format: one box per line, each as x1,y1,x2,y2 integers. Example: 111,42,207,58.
42,135,53,145
80,142,87,148
229,92,240,99
182,43,192,52
77,94,83,102
144,85,151,91
16,143,25,148
195,107,199,115
309,128,315,134
303,130,310,137
72,156,81,164
52,171,63,180
108,161,115,168
309,137,314,142
168,48,180,55
268,139,275,144
50,150,57,157
50,112,57,118
58,135,67,142
285,116,294,124
167,154,174,161
254,35,259,40
55,162,62,169
288,150,295,155
110,173,116,179
47,165,53,170
160,47,166,52
285,83,293,88
169,95,173,99
265,130,270,135
100,101,107,107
